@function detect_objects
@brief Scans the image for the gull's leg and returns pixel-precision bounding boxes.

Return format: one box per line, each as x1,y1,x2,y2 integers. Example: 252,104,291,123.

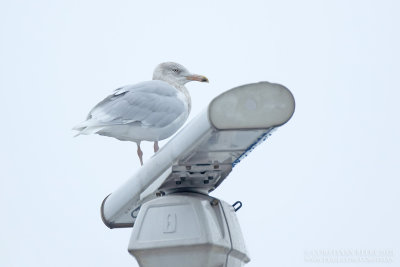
136,142,143,166
154,141,159,153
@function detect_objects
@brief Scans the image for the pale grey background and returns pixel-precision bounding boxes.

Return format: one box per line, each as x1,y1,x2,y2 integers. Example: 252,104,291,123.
1,0,399,266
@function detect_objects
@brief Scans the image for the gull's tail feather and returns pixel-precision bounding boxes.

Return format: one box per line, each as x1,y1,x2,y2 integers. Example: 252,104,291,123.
72,120,92,131
72,120,105,137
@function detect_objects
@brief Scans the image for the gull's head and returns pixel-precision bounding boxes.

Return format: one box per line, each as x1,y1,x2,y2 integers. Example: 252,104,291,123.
153,62,209,86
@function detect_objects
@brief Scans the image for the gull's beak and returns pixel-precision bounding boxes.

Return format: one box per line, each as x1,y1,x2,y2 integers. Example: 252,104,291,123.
186,74,209,83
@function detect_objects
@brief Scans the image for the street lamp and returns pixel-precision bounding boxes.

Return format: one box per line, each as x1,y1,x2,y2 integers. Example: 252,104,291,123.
101,81,295,267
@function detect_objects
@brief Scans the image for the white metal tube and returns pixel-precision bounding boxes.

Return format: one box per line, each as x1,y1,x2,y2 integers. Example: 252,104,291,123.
102,110,212,226
101,81,295,228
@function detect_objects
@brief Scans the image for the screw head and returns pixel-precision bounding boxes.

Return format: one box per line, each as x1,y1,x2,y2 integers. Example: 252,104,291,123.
210,199,219,206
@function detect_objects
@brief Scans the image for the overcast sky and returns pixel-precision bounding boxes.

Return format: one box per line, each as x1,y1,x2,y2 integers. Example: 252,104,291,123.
1,0,399,266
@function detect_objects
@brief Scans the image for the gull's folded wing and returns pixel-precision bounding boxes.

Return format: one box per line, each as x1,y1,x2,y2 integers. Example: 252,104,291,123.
101,82,295,228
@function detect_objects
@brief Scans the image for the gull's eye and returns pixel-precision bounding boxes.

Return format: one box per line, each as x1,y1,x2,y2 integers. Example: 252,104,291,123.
172,68,179,73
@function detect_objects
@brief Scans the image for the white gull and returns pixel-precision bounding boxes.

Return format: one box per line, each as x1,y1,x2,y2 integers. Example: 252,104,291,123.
73,62,208,165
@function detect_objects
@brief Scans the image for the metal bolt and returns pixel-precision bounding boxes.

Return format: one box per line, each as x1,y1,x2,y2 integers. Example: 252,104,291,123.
155,191,165,197
210,199,219,206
